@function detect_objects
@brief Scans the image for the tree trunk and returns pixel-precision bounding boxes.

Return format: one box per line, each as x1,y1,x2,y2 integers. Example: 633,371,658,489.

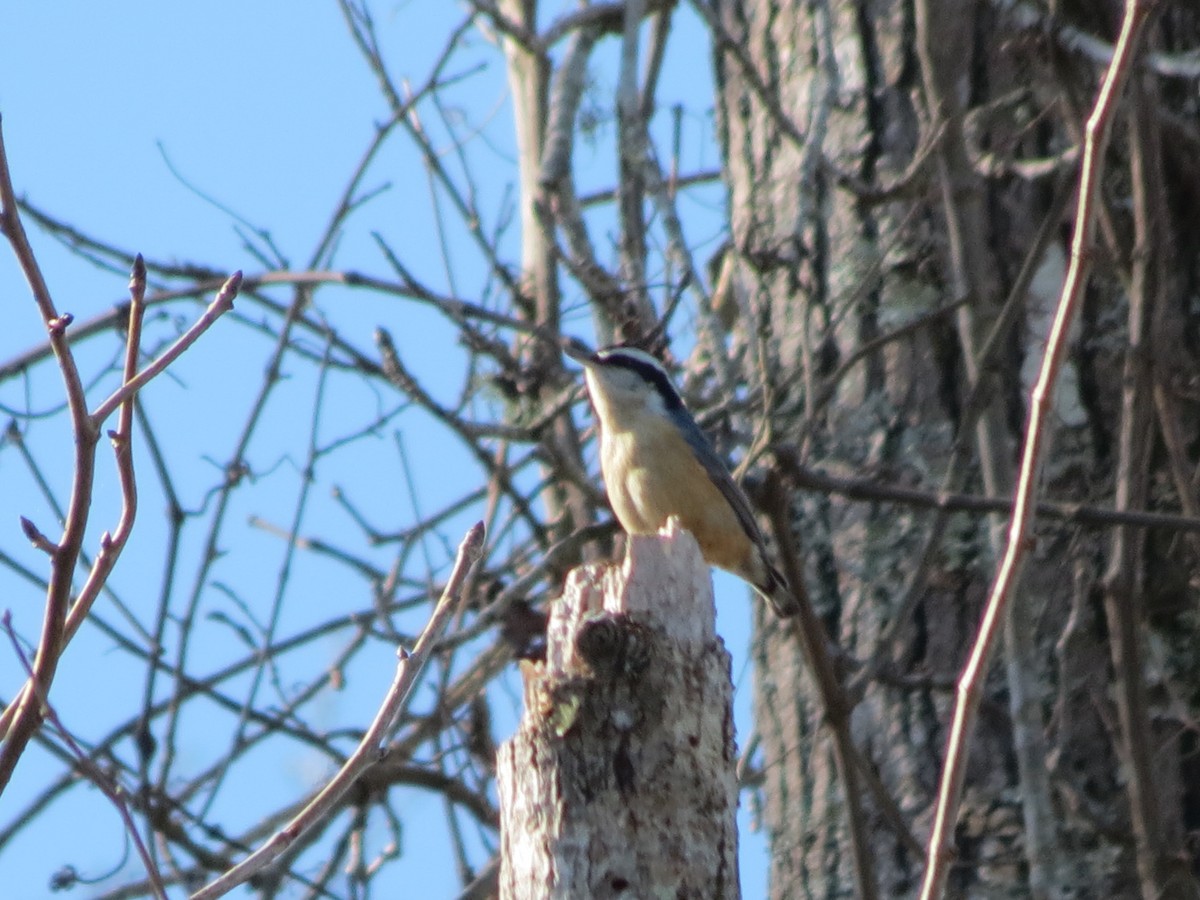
498,522,740,898
713,0,1200,897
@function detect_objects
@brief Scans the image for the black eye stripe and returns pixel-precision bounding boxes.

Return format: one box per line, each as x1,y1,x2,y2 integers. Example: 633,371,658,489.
595,350,685,411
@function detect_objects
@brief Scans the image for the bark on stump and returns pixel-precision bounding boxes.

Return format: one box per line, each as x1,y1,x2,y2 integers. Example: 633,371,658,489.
498,520,740,899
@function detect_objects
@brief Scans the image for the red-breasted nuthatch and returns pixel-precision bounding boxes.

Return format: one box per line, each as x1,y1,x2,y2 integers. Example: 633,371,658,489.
566,344,799,618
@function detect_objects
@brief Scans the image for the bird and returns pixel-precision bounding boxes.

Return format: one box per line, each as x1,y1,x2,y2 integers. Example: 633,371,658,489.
565,343,800,618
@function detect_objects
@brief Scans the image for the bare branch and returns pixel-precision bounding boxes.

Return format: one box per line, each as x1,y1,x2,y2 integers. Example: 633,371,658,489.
1,612,168,900
89,270,240,427
919,4,1152,897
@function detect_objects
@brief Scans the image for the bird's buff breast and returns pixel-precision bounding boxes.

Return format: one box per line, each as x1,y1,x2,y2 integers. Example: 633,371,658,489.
600,424,752,573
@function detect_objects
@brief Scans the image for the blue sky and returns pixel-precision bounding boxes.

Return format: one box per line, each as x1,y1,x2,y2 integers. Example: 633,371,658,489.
0,3,770,897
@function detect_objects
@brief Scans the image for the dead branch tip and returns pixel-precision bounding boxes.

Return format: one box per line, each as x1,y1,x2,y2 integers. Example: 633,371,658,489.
462,520,487,563
129,253,146,287
218,270,243,308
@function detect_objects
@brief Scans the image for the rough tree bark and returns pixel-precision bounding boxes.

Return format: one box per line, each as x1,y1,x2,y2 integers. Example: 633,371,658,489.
713,1,1200,898
498,521,740,898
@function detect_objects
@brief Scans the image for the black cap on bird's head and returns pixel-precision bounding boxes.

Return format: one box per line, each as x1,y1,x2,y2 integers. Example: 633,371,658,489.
563,343,685,412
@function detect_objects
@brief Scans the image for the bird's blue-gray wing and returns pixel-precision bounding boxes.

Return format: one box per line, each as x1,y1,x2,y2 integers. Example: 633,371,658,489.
667,406,797,615
665,407,768,546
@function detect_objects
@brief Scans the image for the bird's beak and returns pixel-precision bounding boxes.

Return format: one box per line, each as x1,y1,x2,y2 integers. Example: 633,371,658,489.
562,341,596,368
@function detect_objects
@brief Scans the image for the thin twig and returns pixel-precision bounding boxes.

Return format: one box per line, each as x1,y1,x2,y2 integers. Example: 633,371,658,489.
90,271,240,426
762,471,878,900
774,452,1200,534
